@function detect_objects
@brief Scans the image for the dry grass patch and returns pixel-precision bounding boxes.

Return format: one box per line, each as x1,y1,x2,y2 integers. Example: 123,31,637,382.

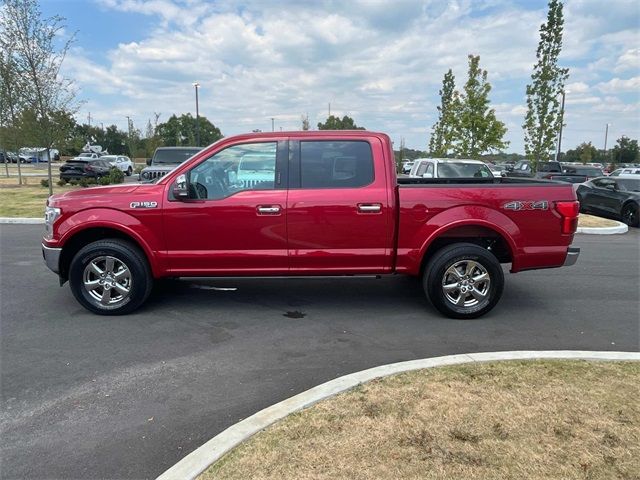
202,361,640,480
578,214,620,228
0,181,77,217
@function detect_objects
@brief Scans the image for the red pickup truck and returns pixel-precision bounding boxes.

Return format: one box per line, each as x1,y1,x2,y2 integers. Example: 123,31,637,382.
42,131,580,319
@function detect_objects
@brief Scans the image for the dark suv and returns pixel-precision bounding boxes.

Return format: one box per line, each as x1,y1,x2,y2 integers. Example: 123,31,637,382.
139,147,202,183
507,160,563,179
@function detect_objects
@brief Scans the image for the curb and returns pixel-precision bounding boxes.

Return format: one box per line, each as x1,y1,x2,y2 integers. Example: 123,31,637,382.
576,221,628,235
156,350,640,480
0,217,44,224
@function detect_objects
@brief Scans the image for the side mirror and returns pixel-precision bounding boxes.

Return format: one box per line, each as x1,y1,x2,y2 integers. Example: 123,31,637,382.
173,174,189,199
422,172,433,178
146,158,152,166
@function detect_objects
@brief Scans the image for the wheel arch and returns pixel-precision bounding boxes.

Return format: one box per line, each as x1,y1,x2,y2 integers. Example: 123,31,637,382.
59,226,158,281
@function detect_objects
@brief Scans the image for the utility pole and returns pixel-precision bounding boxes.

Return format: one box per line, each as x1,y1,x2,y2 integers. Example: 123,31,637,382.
126,115,132,157
87,111,92,127
555,90,566,162
271,117,274,132
193,82,200,147
328,102,331,117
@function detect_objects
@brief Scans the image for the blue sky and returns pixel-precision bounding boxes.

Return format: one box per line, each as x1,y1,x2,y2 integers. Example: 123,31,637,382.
43,0,639,153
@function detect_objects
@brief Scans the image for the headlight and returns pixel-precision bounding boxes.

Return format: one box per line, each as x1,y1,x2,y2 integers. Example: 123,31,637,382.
44,206,62,238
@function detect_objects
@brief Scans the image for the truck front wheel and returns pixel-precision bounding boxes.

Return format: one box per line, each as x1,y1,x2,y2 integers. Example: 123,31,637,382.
424,243,504,319
68,239,153,315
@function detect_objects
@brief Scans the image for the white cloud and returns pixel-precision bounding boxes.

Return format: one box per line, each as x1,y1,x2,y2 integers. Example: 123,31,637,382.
61,0,640,152
597,77,640,94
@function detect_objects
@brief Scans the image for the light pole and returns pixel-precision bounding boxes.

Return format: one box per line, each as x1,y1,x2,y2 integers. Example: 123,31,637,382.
555,89,567,162
604,123,611,167
193,82,200,146
271,117,274,132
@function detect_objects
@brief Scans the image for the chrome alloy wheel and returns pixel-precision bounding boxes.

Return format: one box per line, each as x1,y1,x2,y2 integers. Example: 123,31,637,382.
441,260,491,308
82,255,133,306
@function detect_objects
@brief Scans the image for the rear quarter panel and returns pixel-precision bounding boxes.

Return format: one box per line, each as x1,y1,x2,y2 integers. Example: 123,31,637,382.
396,182,577,274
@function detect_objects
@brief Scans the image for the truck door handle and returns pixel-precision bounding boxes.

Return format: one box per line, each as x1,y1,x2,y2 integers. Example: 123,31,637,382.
257,205,281,215
357,203,382,213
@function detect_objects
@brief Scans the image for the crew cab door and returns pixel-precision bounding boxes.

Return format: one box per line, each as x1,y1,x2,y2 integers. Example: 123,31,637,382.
163,140,289,275
286,137,393,274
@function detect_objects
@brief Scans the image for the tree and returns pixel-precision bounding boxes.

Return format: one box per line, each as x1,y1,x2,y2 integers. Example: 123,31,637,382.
453,55,508,158
0,27,26,183
523,0,569,171
611,136,640,164
301,114,310,131
428,69,458,156
1,0,79,195
575,142,596,164
156,113,222,147
317,115,365,130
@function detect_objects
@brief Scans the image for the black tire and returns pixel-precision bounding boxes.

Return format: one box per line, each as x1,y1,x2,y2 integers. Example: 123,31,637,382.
621,202,639,227
423,243,504,319
68,239,153,315
127,167,132,176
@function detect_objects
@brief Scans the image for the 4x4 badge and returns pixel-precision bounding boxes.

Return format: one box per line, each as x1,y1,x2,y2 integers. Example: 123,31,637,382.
130,201,158,209
503,201,548,211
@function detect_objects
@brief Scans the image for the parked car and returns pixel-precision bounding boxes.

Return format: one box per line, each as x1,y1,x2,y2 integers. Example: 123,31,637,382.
506,160,563,179
101,155,134,176
609,168,640,177
59,158,113,181
401,161,414,174
42,131,580,319
562,165,604,180
486,163,506,177
139,146,202,183
72,152,101,161
576,176,639,227
409,158,494,178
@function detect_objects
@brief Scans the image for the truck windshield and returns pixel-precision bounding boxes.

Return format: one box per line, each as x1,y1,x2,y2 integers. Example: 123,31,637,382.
438,163,493,178
153,148,201,164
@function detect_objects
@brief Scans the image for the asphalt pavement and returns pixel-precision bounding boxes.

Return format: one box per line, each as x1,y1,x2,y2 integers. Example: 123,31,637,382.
1,225,638,480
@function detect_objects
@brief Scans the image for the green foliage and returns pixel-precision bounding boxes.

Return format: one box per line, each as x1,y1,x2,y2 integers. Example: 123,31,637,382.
56,179,66,186
429,69,458,156
156,113,223,147
453,55,508,158
69,179,78,186
611,136,639,164
98,176,111,186
78,177,90,188
40,178,49,188
523,0,570,170
317,115,365,130
108,167,124,184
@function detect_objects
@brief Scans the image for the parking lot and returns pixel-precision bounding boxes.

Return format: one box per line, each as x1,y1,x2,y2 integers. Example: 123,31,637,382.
1,225,638,479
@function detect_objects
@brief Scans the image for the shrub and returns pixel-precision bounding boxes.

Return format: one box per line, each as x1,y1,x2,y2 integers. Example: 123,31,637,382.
56,179,66,187
40,179,49,188
134,165,144,174
108,167,125,184
78,178,90,188
69,179,78,186
99,176,111,185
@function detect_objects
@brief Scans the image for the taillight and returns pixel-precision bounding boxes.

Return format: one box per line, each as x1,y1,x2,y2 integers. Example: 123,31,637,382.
555,201,579,234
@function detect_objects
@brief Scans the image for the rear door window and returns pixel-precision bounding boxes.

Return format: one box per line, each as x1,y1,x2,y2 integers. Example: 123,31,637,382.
300,141,374,188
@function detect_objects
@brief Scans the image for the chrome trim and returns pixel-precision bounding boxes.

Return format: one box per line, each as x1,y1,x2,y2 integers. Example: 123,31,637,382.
42,244,62,274
358,204,382,213
257,206,281,214
563,246,580,267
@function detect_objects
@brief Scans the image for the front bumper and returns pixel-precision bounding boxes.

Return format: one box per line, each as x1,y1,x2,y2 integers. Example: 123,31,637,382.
42,243,62,274
563,246,580,266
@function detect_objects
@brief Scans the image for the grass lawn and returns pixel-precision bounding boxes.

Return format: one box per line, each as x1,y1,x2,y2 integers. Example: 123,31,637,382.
203,360,639,480
578,214,620,228
0,178,78,217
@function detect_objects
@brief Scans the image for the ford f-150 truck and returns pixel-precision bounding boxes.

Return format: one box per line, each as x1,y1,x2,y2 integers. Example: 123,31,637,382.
42,131,580,319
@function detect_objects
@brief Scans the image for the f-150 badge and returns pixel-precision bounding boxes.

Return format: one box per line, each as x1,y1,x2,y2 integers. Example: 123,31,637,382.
503,200,548,211
130,201,158,209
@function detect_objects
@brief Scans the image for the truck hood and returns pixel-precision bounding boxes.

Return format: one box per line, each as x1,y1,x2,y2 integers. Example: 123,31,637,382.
50,184,142,202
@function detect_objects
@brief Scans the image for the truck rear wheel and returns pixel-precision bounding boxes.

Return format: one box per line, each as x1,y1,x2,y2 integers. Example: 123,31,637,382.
68,239,153,315
423,243,504,319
